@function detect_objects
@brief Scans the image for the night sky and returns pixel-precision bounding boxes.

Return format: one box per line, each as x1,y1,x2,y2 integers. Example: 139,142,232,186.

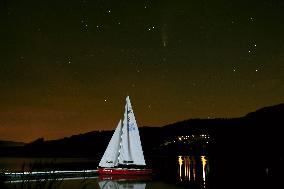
1,0,284,142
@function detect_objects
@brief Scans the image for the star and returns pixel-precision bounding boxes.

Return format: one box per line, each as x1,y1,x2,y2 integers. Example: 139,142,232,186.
67,57,72,64
96,25,103,30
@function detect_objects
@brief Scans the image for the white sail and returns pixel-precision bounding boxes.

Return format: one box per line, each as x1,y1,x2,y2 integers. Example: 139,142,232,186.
99,120,122,167
118,96,146,166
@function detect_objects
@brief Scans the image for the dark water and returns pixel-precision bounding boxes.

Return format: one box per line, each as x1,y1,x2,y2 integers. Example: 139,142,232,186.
0,157,99,172
1,156,209,189
5,178,187,189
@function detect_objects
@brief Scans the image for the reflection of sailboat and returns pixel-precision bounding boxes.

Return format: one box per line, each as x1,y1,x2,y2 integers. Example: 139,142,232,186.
98,179,147,189
99,174,152,181
98,173,150,189
98,96,152,175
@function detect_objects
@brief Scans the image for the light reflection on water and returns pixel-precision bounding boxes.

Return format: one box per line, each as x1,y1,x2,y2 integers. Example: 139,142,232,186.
177,155,209,187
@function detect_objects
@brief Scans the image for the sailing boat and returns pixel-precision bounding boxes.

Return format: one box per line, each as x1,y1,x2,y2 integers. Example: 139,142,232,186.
98,96,152,175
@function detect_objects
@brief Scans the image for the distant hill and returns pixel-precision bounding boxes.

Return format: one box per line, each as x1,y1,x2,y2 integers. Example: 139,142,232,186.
0,103,283,156
0,140,25,147
245,103,284,119
0,103,283,159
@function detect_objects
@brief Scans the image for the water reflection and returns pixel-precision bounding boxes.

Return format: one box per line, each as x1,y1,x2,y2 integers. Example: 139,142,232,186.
99,180,146,189
98,175,150,189
177,156,208,187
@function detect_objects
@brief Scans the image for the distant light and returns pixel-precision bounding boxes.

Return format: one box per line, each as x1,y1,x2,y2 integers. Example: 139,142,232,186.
104,99,107,102
255,69,258,72
249,17,255,22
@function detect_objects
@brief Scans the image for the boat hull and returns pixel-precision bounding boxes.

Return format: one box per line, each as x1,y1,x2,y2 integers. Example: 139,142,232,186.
98,168,152,175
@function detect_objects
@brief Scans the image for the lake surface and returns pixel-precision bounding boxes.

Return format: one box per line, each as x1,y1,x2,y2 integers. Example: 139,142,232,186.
0,157,99,172
1,155,209,189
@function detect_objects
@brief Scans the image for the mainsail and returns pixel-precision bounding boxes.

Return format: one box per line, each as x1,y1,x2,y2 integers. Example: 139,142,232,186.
99,96,146,168
118,96,146,165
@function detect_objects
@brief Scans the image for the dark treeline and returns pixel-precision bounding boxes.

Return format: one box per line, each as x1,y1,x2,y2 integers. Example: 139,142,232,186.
0,103,283,187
